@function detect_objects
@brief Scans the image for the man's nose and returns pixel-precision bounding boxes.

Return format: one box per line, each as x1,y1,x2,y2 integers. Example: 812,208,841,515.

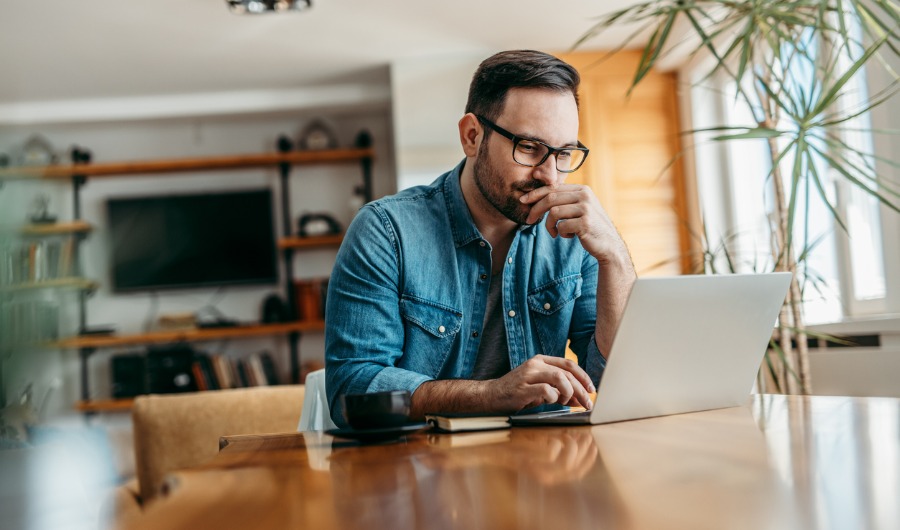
532,155,561,186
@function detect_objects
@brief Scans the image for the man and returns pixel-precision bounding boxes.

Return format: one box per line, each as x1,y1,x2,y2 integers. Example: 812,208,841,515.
325,50,636,427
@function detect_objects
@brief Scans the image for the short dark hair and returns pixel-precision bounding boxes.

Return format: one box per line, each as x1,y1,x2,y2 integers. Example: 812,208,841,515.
465,50,580,123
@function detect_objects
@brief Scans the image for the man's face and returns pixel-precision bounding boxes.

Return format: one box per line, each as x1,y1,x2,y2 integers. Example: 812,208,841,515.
472,88,580,225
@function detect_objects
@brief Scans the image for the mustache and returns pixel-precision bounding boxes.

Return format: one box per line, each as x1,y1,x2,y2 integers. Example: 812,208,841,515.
516,181,545,193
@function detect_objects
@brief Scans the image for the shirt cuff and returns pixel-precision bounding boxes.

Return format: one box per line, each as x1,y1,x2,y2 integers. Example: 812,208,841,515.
586,334,607,388
367,366,433,396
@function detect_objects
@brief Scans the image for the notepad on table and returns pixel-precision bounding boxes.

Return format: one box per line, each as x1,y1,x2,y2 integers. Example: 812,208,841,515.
425,412,511,433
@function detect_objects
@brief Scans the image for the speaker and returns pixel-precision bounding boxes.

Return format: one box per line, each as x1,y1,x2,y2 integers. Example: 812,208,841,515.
146,345,197,394
110,353,147,398
262,294,289,323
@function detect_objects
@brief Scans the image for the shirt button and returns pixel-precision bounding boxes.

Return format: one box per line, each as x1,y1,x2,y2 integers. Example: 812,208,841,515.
480,274,487,280
472,331,479,337
479,241,486,247
438,325,446,333
508,310,516,317
543,302,551,310
507,257,513,264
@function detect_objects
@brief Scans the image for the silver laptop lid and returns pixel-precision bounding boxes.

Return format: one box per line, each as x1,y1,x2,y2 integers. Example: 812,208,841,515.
590,272,791,424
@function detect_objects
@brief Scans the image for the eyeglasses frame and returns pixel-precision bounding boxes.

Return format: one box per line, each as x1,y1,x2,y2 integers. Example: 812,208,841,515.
475,115,589,173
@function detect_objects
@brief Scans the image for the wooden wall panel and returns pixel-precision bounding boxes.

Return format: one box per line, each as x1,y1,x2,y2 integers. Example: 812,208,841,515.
557,51,698,276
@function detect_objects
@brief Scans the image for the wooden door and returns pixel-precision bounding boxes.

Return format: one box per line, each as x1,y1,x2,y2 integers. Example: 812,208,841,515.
556,51,699,275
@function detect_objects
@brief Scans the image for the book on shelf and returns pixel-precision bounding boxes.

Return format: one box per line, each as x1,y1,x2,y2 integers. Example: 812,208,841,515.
228,356,242,388
425,412,511,433
248,355,268,386
192,362,209,391
1,237,82,287
194,354,220,391
59,238,76,277
44,241,61,278
28,242,40,281
211,354,234,389
105,348,284,403
236,359,251,387
259,351,280,385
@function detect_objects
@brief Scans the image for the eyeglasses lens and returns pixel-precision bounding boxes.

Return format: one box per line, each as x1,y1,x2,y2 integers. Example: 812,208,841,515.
513,140,585,172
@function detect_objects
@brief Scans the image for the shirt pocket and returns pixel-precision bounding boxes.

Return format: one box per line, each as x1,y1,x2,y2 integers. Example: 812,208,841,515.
527,274,582,357
399,295,462,378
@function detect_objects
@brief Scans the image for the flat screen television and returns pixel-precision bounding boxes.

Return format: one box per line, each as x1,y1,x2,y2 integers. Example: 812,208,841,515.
107,189,278,292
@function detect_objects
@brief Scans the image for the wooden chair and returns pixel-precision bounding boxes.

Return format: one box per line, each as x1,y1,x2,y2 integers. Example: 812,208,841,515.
131,385,305,504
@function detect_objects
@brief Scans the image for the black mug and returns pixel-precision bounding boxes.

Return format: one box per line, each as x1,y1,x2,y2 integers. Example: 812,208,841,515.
341,390,411,430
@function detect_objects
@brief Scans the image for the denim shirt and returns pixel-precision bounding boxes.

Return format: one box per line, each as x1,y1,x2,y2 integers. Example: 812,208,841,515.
325,161,607,426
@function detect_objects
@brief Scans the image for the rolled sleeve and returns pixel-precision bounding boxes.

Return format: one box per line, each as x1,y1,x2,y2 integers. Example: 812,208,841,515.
325,205,428,427
368,367,432,396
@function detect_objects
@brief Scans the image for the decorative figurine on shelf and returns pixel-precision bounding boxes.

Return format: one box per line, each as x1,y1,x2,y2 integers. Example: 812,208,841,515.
298,212,342,237
354,129,373,149
298,119,338,150
69,145,92,165
17,134,58,166
276,134,294,153
261,294,289,323
29,194,57,224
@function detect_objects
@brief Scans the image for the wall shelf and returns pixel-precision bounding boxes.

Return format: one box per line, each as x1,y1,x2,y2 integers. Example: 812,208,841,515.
1,221,94,236
278,234,344,250
56,320,326,350
74,398,135,413
20,221,93,236
0,148,375,181
0,277,98,293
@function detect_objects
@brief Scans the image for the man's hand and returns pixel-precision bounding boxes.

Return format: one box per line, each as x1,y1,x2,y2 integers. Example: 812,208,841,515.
520,184,629,265
410,355,595,419
489,354,595,412
520,182,637,359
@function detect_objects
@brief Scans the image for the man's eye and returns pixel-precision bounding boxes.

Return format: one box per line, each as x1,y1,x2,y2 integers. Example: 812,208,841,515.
517,142,539,153
558,151,572,160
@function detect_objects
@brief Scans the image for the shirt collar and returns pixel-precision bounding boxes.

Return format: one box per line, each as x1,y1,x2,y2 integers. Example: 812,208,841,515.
442,159,543,248
443,159,482,248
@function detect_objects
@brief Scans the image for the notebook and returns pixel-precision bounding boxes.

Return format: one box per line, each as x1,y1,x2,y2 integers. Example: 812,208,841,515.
509,273,792,426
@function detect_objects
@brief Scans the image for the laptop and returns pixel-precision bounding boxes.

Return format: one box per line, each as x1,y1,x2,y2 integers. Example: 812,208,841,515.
509,272,792,426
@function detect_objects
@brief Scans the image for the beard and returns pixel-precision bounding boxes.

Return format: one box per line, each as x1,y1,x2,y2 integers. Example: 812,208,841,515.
472,145,544,226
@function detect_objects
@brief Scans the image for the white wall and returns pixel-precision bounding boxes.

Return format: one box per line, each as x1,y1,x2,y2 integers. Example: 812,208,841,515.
867,45,900,314
0,104,396,418
390,53,486,190
808,318,900,397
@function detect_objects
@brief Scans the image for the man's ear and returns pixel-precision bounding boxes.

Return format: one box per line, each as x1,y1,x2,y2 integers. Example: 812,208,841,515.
458,113,482,157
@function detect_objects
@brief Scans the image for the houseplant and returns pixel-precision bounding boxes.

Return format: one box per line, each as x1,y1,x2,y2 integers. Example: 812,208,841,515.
576,0,900,393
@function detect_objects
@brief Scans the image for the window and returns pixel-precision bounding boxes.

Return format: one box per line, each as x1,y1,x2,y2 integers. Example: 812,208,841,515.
680,26,898,324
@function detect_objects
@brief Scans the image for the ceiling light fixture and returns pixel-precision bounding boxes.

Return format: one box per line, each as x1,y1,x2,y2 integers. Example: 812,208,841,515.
226,0,312,14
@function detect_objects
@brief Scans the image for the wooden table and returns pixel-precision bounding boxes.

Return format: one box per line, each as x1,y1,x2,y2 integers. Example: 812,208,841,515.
128,394,900,530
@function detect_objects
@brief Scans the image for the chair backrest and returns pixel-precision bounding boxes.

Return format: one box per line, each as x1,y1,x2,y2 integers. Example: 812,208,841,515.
297,369,337,431
132,385,304,502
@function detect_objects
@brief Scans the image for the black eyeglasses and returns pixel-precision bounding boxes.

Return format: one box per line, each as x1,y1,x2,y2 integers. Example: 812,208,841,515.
476,115,589,173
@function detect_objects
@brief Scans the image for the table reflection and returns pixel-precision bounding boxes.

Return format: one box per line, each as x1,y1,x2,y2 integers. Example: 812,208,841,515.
326,427,608,529
144,395,900,530
755,394,900,530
